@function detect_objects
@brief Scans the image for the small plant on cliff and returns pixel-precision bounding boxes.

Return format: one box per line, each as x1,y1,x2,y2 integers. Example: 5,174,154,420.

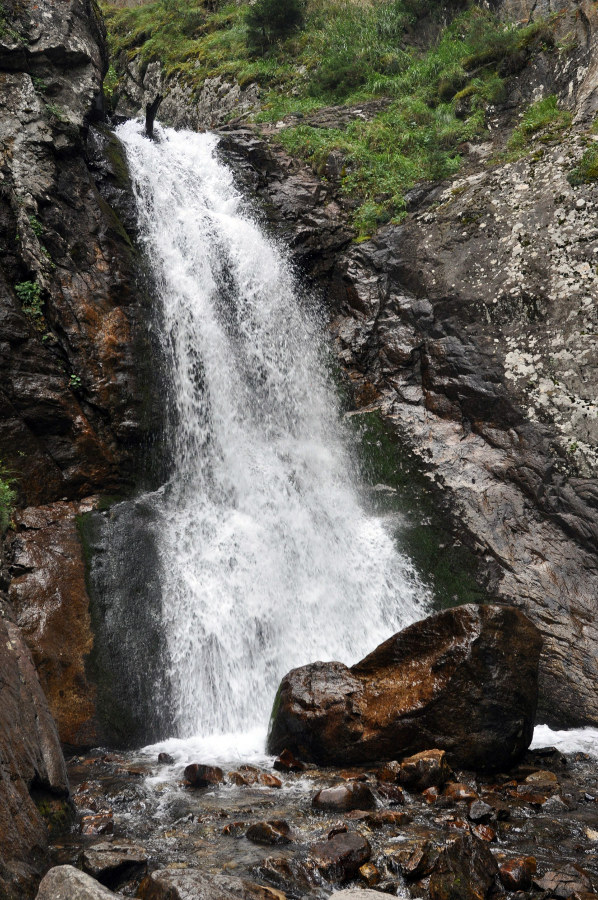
245,0,304,53
0,463,16,533
15,280,43,319
567,145,598,185
28,214,43,237
69,374,82,391
506,95,572,157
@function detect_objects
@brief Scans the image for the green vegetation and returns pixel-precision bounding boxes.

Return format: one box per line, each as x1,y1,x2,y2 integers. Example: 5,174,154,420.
245,0,304,53
32,75,48,92
45,102,67,123
568,144,598,185
103,0,567,236
0,3,24,43
505,94,571,158
0,462,16,533
69,373,83,391
15,280,43,319
28,214,43,237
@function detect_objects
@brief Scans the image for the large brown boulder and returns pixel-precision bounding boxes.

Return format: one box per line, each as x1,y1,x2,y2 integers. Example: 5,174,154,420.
267,604,541,770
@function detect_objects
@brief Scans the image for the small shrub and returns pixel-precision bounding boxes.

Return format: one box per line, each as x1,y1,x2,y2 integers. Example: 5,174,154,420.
245,0,304,53
507,95,571,155
309,49,368,100
15,280,43,318
69,374,82,391
45,102,67,122
567,145,598,185
0,463,16,533
28,214,43,237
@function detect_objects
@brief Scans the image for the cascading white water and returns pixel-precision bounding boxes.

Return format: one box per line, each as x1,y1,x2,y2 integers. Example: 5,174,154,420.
118,120,429,741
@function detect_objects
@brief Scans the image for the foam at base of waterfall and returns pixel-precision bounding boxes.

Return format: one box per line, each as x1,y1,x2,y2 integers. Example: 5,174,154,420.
531,724,598,757
143,726,270,769
141,725,598,781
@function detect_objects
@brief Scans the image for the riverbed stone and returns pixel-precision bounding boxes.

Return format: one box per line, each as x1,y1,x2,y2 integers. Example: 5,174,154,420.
309,831,371,882
138,868,287,899
245,821,291,845
397,749,453,791
268,604,541,770
183,764,224,788
429,833,499,900
534,865,594,897
499,857,537,891
35,866,122,899
273,749,305,772
80,841,148,887
312,782,377,811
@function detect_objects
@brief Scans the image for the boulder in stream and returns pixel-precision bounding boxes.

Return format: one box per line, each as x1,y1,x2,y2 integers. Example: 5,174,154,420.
36,866,122,899
267,604,541,770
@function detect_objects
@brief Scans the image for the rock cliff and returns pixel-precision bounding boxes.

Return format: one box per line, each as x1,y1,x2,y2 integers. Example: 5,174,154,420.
0,0,158,893
0,0,158,752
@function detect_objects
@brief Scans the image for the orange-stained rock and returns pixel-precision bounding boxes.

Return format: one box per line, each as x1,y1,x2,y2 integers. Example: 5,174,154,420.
499,856,537,890
8,499,100,748
444,783,479,803
259,773,283,788
398,749,453,791
267,604,542,771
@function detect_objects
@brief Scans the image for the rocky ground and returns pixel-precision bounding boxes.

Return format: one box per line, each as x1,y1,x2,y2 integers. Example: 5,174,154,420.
43,741,598,899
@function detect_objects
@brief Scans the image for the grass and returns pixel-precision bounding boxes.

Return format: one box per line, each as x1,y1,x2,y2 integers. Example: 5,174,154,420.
103,0,569,237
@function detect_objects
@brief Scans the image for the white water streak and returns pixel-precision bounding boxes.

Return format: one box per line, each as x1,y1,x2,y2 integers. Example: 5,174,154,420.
118,120,428,739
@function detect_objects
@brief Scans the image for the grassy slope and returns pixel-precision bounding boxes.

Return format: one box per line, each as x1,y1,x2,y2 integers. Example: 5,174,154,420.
103,0,574,236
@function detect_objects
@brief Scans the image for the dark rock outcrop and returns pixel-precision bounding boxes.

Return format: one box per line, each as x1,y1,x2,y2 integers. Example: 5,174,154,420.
81,841,149,889
267,603,541,770
0,607,69,899
0,0,154,509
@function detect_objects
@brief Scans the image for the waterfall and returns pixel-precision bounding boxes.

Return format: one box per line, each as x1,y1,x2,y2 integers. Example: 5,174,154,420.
117,120,428,742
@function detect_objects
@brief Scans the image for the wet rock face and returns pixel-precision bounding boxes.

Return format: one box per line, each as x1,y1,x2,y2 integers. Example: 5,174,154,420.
0,0,154,509
6,499,100,748
267,603,541,770
0,606,69,899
